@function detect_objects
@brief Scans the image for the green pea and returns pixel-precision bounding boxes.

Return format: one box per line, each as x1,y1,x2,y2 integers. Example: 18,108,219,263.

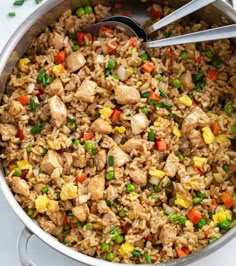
169,214,178,222
72,44,80,51
112,234,124,244
118,209,126,217
205,50,214,58
109,226,118,234
193,197,202,204
31,122,46,134
86,223,93,230
26,146,32,153
157,75,163,81
197,218,206,228
172,79,182,88
105,252,115,261
75,7,85,17
112,73,120,80
105,68,110,77
210,58,220,68
73,139,80,146
145,253,151,264
84,5,93,14
126,183,135,193
106,171,114,181
76,222,83,228
132,250,142,257
108,59,116,69
150,193,159,202
140,53,149,63
180,51,188,60
14,168,22,177
27,208,33,216
41,184,49,194
8,12,16,17
141,106,148,114
148,129,155,142
101,242,110,252
177,215,187,225
219,220,231,230
85,141,93,152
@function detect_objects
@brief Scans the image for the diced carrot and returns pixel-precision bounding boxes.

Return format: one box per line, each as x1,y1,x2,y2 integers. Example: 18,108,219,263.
18,95,29,105
150,5,161,19
62,215,68,226
9,164,17,171
21,170,28,179
165,50,172,57
145,234,153,241
84,33,93,44
221,192,234,208
77,32,84,45
76,172,86,183
195,52,202,63
207,69,218,80
83,132,94,140
148,91,161,102
192,101,199,106
212,123,220,136
111,108,122,122
187,209,202,224
204,227,213,237
54,51,65,64
163,50,173,67
212,198,217,206
71,222,76,229
155,140,167,151
129,37,136,47
176,249,187,258
142,61,154,73
194,166,204,176
100,26,114,37
182,246,191,255
106,41,118,53
17,129,25,140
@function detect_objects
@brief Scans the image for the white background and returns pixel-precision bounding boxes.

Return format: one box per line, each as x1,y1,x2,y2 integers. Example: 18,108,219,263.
0,0,236,265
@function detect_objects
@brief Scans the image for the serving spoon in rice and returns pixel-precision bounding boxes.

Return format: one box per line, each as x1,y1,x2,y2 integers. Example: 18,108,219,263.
83,0,236,48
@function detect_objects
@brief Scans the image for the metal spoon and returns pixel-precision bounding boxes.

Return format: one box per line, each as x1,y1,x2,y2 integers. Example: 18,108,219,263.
83,0,236,48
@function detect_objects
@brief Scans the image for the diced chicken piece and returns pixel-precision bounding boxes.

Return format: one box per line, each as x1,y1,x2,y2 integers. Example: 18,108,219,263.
48,95,68,128
11,176,30,197
108,146,130,167
87,171,105,200
74,79,97,103
9,100,25,116
97,200,110,214
115,85,140,105
72,204,90,222
48,32,65,50
72,150,86,168
103,211,119,226
48,78,64,97
188,129,205,148
181,71,195,91
131,113,149,135
182,106,211,134
63,152,73,173
38,217,56,234
164,153,179,178
129,169,147,186
40,150,62,174
91,117,112,134
0,123,17,141
94,149,107,171
159,224,177,245
121,138,147,153
66,51,86,72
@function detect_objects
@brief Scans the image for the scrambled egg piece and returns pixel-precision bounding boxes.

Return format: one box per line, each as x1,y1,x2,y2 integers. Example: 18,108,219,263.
193,156,207,168
172,123,181,137
213,173,224,184
149,168,166,179
17,160,32,170
175,194,192,208
213,207,232,226
18,58,30,72
60,183,78,201
52,64,64,76
179,95,192,107
119,242,135,257
215,134,230,144
202,127,215,144
99,107,113,119
35,194,49,213
47,200,59,213
114,126,126,133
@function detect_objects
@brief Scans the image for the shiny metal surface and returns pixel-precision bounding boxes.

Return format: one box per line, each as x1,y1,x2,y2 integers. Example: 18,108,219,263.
0,1,236,266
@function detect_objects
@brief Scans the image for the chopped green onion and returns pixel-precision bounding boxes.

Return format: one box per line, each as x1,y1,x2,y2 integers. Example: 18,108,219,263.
176,152,184,163
105,198,111,206
140,53,149,63
109,226,118,234
159,89,168,98
84,5,93,14
145,253,151,264
76,222,83,228
75,7,85,17
112,73,119,80
38,69,46,82
167,112,175,118
172,79,182,88
14,168,22,177
210,58,220,68
230,125,236,133
193,71,205,82
67,210,73,216
13,0,25,6
208,237,218,244
64,224,71,231
153,184,162,192
161,102,172,109
141,106,148,114
73,139,80,146
126,183,135,193
132,250,142,257
26,146,32,153
222,163,228,171
91,147,98,154
149,99,161,108
108,59,116,69
118,209,126,217
41,184,49,193
196,191,206,199
86,223,93,230
141,91,150,98
205,50,214,58
101,242,110,252
105,68,111,77
8,12,16,17
180,51,188,60
112,234,124,244
85,141,93,152
197,218,206,228
150,193,159,202
148,129,155,142
67,117,76,123
108,155,114,166
113,200,119,208
41,148,48,156
72,44,80,51
165,32,171,38
30,98,36,111
105,252,115,261
157,75,163,81
106,171,114,181
31,122,46,134
56,192,61,200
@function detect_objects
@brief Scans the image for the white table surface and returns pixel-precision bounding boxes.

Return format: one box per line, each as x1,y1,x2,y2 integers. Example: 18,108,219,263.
0,1,236,265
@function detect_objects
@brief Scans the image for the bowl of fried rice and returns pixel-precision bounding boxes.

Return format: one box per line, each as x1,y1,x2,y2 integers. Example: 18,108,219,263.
0,0,236,265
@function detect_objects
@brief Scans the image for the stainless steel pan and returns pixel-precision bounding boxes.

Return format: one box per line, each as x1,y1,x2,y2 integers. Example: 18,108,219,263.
0,0,236,265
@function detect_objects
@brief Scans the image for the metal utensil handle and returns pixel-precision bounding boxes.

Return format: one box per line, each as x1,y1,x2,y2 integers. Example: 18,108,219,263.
146,23,236,48
18,227,37,266
145,0,216,34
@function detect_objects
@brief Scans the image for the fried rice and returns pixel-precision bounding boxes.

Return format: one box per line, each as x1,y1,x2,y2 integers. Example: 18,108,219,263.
1,2,236,264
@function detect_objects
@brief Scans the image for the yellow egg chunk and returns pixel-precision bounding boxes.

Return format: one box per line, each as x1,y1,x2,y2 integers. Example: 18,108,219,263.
202,127,215,144
60,183,78,201
35,194,49,213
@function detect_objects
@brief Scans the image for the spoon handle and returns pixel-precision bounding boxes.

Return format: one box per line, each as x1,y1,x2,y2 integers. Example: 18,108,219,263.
146,24,236,48
145,0,216,34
